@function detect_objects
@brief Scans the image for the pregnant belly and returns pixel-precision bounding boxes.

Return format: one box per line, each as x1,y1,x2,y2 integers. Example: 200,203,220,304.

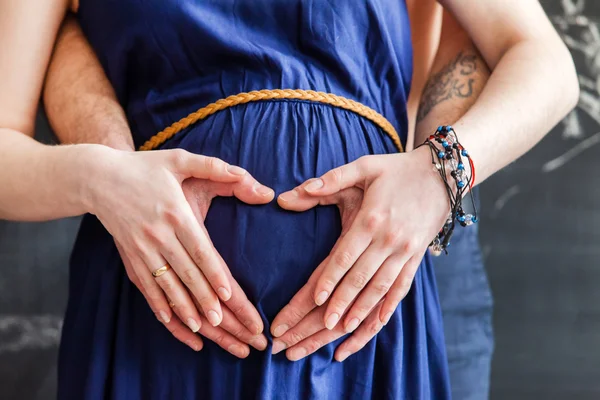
159,100,397,320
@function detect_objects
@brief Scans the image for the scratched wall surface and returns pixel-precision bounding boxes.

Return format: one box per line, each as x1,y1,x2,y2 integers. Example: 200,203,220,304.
1,1,599,399
481,0,600,398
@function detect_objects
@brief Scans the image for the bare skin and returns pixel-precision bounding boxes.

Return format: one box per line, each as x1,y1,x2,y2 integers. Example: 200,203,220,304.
5,0,578,363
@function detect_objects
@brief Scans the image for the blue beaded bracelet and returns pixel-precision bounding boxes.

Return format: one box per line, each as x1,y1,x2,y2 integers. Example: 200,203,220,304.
418,125,478,254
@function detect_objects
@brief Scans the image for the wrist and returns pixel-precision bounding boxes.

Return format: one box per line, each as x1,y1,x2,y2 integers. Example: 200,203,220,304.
411,145,453,212
60,143,122,215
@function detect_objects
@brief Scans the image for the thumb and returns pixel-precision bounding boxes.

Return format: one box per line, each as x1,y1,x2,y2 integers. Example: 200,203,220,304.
191,172,275,206
278,180,357,212
168,150,248,183
304,157,372,195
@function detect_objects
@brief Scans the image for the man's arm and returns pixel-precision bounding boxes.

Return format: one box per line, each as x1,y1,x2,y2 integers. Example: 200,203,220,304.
42,15,271,357
43,14,134,151
405,0,443,151
414,10,491,142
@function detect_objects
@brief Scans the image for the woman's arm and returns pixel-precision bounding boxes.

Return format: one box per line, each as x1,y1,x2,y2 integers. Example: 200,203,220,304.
42,15,270,356
0,0,88,220
435,0,579,183
1,1,271,354
270,11,492,361
275,0,577,351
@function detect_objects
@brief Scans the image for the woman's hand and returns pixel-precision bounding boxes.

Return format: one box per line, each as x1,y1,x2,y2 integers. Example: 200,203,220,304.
85,145,273,344
117,241,266,357
276,147,450,335
271,187,389,361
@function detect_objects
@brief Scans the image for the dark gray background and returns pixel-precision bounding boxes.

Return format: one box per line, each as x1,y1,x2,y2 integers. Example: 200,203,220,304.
1,0,599,399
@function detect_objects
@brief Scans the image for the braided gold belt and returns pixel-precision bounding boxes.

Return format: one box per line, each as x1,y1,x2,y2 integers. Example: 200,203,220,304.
139,89,404,153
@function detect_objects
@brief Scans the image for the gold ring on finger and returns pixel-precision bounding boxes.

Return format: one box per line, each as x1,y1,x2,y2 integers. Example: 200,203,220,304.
152,263,171,278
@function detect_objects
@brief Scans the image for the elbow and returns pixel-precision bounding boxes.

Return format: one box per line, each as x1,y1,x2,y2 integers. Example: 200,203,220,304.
557,41,580,114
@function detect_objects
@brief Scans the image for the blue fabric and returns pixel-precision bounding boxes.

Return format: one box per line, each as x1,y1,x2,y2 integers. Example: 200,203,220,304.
433,192,494,400
59,1,451,398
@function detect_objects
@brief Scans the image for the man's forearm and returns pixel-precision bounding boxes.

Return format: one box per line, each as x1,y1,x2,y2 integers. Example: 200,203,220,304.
43,14,134,152
414,11,491,147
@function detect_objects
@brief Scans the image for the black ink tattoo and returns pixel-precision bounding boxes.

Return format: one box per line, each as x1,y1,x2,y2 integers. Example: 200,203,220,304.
417,51,479,122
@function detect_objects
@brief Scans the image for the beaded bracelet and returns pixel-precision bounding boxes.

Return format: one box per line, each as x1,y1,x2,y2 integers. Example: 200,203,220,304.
418,125,478,254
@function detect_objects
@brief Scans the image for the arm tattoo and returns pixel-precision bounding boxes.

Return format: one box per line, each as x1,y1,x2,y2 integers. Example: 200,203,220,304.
417,51,479,122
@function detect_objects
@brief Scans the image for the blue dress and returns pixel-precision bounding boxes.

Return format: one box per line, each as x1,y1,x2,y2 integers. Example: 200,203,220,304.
59,1,451,398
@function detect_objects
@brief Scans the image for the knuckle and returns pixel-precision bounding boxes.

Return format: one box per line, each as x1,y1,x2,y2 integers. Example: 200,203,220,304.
289,330,305,345
158,277,176,293
285,305,305,322
333,251,354,270
353,303,372,316
189,245,210,266
213,333,226,346
170,149,188,168
166,324,178,334
205,156,224,175
382,229,402,248
306,338,323,353
329,168,343,186
356,155,369,169
229,325,246,340
349,272,369,290
332,297,349,311
364,210,386,233
368,320,383,335
229,302,247,318
125,269,139,285
398,278,413,298
179,268,199,286
163,207,185,228
402,238,419,253
373,281,392,296
145,285,163,302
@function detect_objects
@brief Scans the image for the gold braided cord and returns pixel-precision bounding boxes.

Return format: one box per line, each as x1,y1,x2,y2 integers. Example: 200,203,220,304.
139,89,403,152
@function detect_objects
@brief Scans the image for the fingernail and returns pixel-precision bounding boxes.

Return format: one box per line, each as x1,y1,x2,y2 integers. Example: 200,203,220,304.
185,340,201,352
207,310,221,326
325,313,340,330
345,318,360,333
287,347,308,361
250,335,268,351
187,318,200,333
382,312,393,325
278,190,298,202
315,291,329,306
272,324,289,337
272,340,286,355
159,310,171,324
217,287,231,301
304,179,323,192
227,165,247,176
228,344,249,358
337,350,351,362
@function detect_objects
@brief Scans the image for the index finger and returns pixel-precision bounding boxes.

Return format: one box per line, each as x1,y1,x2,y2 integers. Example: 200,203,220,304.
170,151,248,183
270,252,331,337
224,273,265,335
312,219,372,307
175,210,232,302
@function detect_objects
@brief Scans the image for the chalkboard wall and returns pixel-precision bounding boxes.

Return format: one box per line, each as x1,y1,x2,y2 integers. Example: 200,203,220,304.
1,1,599,399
